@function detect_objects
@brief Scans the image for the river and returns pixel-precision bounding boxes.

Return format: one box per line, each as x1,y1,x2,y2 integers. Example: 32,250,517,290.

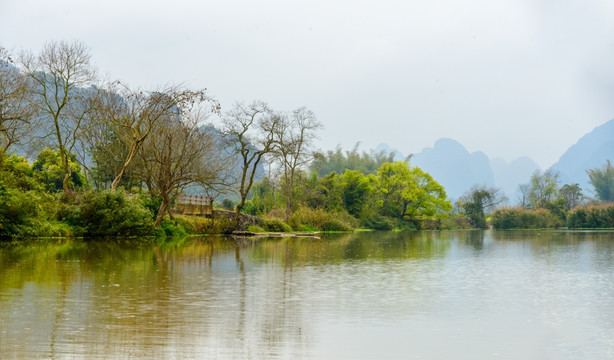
1,230,613,359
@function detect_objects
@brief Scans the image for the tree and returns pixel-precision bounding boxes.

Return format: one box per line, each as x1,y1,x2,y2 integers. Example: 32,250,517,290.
517,183,530,208
0,48,37,165
137,110,226,227
32,149,86,192
587,160,614,201
20,41,98,193
459,185,506,229
527,169,559,208
272,107,322,220
559,183,583,209
93,82,217,190
376,161,451,226
222,101,280,222
310,143,401,177
339,170,372,218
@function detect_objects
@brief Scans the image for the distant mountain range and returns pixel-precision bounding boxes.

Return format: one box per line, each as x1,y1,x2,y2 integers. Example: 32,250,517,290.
550,119,614,197
375,119,614,201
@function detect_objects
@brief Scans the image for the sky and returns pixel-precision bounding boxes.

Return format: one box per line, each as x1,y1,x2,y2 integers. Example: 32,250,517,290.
2,0,614,168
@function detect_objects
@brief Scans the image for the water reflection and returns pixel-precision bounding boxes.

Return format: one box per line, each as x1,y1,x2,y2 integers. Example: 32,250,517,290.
1,231,613,359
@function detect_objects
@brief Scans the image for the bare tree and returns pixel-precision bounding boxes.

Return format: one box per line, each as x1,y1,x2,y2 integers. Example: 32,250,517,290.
272,107,322,221
0,47,38,164
20,41,99,193
222,101,280,222
517,183,530,208
93,82,218,190
137,109,226,227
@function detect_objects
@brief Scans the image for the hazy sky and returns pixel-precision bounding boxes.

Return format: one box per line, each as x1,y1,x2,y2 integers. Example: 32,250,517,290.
2,0,614,168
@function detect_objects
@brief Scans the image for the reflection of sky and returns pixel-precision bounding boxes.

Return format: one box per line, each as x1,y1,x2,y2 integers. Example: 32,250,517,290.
0,231,613,359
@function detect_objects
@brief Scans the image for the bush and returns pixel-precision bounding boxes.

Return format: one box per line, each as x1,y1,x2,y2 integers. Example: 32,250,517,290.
155,219,188,238
363,216,395,230
261,219,292,233
247,225,265,233
440,214,473,230
0,182,58,238
568,204,614,228
491,207,562,229
222,198,235,210
77,190,155,237
289,206,353,232
321,218,352,232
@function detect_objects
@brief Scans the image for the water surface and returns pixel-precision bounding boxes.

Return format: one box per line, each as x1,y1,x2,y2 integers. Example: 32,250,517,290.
1,231,613,359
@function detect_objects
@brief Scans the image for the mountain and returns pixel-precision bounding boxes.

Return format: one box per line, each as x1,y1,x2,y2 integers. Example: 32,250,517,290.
377,138,539,201
410,138,495,200
550,119,614,196
490,156,540,201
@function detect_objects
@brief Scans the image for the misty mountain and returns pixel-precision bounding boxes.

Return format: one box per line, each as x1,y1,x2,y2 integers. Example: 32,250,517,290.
550,119,614,196
410,138,495,200
376,138,540,200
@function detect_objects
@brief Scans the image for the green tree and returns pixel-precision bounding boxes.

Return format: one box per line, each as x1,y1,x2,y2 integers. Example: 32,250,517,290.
527,169,559,208
310,143,401,177
376,161,451,226
32,149,85,192
339,170,373,218
587,160,614,201
21,40,99,193
559,183,583,209
459,185,506,229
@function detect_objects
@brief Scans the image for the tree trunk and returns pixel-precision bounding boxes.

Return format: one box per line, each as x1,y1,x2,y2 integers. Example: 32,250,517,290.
155,195,169,227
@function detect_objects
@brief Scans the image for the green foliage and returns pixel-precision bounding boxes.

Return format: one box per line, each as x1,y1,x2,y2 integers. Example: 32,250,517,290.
175,216,235,234
440,214,473,230
458,185,505,229
310,143,398,177
222,198,235,210
289,206,353,232
363,215,395,231
526,169,559,208
261,219,292,233
587,160,614,201
139,194,162,220
339,170,373,218
247,225,265,233
0,181,57,238
0,154,41,191
155,219,188,238
567,204,614,228
491,207,562,229
32,149,86,192
75,190,155,237
559,183,583,209
376,161,452,223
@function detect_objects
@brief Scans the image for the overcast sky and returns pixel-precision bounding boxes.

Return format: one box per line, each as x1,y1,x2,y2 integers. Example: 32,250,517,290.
2,0,614,168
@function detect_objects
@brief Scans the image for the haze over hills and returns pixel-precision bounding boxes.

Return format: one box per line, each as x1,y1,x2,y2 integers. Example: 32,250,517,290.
376,119,614,201
550,118,614,197
376,139,540,201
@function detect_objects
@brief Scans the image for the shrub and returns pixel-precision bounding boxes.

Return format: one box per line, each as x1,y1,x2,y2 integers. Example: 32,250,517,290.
155,219,188,238
567,204,614,228
491,207,562,229
321,218,351,232
363,216,395,230
289,206,353,232
0,182,57,238
261,219,292,233
222,198,235,210
247,225,265,233
78,190,155,237
440,214,473,230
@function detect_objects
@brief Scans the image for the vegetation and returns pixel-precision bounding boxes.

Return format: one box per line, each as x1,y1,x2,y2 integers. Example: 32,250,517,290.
587,160,614,201
3,40,613,238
